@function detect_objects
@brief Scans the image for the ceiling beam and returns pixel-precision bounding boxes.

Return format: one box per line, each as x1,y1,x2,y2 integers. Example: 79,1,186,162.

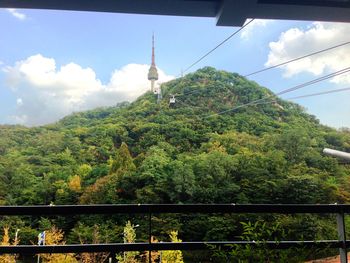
0,0,218,17
217,0,350,26
2,0,350,27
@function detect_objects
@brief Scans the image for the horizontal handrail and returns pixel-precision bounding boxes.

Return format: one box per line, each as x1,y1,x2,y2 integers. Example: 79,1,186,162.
0,240,344,254
0,203,347,215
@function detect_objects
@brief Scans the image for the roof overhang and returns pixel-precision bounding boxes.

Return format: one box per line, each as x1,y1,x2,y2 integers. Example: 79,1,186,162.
1,0,350,26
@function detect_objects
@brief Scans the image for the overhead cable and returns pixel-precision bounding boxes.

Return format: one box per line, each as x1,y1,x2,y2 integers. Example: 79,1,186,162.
276,68,350,96
176,40,350,98
253,86,350,106
204,66,350,118
244,40,350,77
180,19,255,76
287,86,350,100
176,98,200,108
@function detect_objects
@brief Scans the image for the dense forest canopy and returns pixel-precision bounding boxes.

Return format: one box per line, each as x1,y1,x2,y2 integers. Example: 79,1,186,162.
0,67,349,261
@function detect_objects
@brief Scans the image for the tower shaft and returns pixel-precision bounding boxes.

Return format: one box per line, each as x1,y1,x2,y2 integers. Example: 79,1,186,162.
148,33,159,93
151,34,155,67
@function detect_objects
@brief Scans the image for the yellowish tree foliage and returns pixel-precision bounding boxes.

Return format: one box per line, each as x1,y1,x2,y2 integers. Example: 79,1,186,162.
77,164,92,178
161,231,184,263
0,227,17,263
38,226,78,263
68,175,82,192
79,175,111,204
116,221,140,263
207,141,227,153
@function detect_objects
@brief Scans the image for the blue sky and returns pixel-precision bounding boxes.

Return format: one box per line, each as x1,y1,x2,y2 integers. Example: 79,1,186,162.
1,8,350,128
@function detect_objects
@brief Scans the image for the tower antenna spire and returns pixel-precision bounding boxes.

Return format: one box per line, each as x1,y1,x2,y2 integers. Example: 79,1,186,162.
152,32,155,66
148,33,159,94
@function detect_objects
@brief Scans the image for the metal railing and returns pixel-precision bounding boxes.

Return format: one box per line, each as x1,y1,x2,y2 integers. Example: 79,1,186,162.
0,204,348,262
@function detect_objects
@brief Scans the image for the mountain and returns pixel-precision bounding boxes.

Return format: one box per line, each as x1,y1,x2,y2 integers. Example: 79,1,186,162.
0,67,349,258
1,66,350,204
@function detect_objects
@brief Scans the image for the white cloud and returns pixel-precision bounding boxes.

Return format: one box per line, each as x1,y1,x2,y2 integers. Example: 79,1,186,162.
266,22,350,84
241,19,273,40
7,8,27,20
4,54,174,126
16,98,23,106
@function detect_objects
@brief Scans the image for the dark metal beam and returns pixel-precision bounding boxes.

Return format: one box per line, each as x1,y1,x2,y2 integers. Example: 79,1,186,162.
0,204,348,215
2,0,350,26
0,240,343,254
0,0,219,17
216,0,350,26
259,0,350,8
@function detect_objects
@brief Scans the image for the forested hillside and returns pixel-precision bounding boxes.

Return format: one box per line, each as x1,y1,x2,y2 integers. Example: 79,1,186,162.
0,67,350,261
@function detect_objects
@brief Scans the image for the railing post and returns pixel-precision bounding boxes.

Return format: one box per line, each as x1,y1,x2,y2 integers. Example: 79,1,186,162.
149,211,152,263
337,211,348,263
111,251,116,263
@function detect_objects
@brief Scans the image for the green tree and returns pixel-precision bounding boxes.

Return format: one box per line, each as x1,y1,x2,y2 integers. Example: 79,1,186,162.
275,128,310,164
110,143,136,175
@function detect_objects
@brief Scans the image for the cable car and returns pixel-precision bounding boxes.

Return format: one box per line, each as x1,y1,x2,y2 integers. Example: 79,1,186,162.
169,94,176,104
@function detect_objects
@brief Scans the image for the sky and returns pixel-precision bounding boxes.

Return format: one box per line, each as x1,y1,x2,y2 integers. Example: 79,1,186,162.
1,8,350,128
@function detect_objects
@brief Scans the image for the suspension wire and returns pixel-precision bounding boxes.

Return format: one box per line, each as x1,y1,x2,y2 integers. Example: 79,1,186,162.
276,68,350,96
287,86,350,100
175,40,350,99
244,40,350,77
175,88,205,98
168,29,350,109
176,98,201,108
180,19,255,76
175,98,190,107
252,86,350,106
203,66,350,118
